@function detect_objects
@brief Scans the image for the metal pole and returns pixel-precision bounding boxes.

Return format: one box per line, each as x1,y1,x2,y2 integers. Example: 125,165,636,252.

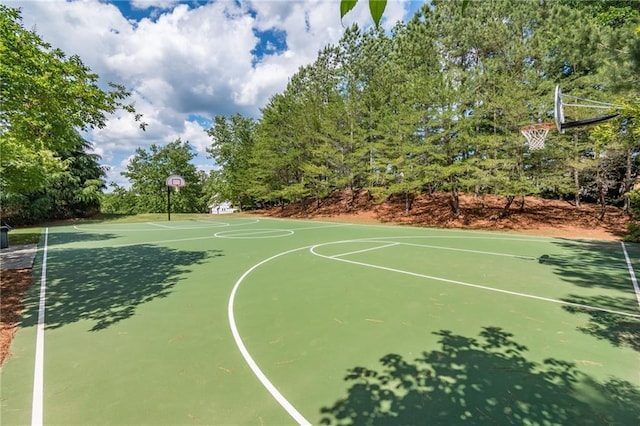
167,186,171,221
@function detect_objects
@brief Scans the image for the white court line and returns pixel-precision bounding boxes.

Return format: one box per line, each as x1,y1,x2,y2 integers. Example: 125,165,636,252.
228,247,312,426
620,242,640,308
395,241,538,260
194,219,232,226
330,243,399,258
289,223,353,232
146,222,174,228
215,229,294,239
31,228,48,426
310,244,640,319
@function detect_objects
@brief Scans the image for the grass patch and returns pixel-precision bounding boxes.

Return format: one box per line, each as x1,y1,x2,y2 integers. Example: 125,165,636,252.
50,213,240,225
6,228,41,245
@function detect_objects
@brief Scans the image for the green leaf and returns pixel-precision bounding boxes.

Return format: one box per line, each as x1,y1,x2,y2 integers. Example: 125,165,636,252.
340,0,358,20
369,0,387,27
462,0,469,15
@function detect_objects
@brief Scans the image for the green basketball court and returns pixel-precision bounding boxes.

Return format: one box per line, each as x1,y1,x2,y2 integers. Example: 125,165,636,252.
1,216,638,424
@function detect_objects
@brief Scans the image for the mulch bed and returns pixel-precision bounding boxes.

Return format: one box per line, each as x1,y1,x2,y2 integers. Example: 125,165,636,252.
1,268,33,367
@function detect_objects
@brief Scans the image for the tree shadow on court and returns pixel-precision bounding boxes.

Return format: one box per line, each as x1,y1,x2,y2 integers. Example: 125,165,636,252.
21,244,223,331
538,239,640,352
46,231,120,246
319,327,640,425
539,239,632,292
561,295,640,352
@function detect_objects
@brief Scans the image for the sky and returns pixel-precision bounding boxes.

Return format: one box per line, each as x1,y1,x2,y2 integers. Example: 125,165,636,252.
4,0,424,189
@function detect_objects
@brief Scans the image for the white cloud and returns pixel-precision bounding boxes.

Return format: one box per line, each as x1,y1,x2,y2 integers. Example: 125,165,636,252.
4,0,416,188
130,0,179,10
168,120,212,156
101,155,136,190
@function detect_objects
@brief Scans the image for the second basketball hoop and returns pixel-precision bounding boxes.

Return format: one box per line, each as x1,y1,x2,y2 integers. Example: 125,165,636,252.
520,122,555,150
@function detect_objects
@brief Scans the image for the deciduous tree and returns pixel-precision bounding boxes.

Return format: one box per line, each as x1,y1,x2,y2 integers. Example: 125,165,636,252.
122,140,204,214
0,6,144,194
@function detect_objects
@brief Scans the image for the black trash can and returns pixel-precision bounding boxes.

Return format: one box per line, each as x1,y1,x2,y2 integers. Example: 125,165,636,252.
0,226,9,249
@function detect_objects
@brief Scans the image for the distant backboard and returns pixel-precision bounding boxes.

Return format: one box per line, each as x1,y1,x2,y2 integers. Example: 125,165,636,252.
166,175,186,188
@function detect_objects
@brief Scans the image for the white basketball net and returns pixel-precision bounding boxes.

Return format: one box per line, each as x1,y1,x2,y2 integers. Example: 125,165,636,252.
520,123,554,150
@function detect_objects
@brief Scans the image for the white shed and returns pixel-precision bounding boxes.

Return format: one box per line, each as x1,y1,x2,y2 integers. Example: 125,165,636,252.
209,201,237,214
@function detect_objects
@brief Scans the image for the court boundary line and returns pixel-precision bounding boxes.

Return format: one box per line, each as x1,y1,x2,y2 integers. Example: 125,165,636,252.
31,227,48,426
310,240,640,319
620,242,640,307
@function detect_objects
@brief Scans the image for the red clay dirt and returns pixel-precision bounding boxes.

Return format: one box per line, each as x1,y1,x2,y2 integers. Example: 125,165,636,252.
0,193,631,366
256,191,630,240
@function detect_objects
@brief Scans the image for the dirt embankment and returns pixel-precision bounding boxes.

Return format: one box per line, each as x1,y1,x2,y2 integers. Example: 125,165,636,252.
256,191,630,241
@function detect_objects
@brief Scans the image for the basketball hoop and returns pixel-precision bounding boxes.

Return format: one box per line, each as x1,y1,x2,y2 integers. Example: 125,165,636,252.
520,122,555,150
165,175,185,222
166,175,186,192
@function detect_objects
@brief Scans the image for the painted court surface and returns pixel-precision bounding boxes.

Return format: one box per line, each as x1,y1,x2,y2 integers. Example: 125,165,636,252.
1,217,639,425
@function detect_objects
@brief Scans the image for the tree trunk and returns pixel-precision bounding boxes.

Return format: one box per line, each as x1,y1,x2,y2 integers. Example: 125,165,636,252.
449,188,460,217
500,195,515,218
519,195,525,212
404,191,414,214
573,167,581,208
624,147,633,212
597,168,606,222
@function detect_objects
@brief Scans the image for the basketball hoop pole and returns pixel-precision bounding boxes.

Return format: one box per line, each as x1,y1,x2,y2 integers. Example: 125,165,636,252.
165,175,185,222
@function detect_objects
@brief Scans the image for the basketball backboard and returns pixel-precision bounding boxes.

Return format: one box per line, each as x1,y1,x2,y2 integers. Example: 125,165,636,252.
554,85,620,132
554,85,565,133
166,175,186,188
